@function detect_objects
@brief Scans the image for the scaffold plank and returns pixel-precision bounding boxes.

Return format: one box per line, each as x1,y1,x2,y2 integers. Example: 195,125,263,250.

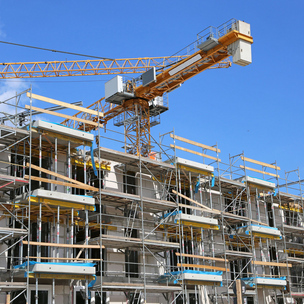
241,156,280,170
240,165,279,178
177,263,228,271
27,256,101,261
92,282,182,292
26,92,104,117
25,175,97,192
176,252,228,262
170,144,220,161
25,105,99,127
173,190,220,214
23,240,104,249
27,273,95,280
170,134,220,153
251,261,291,267
27,163,97,190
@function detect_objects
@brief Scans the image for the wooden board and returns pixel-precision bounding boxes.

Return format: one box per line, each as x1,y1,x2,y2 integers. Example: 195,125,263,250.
23,240,104,249
240,165,279,178
241,156,280,170
27,163,96,190
173,190,221,214
173,189,211,210
177,263,228,272
236,279,242,304
222,211,269,226
251,260,292,268
170,144,220,162
170,134,220,153
101,234,178,246
27,273,95,281
176,252,228,262
27,256,101,262
178,203,207,212
26,92,104,117
25,105,99,127
24,175,98,192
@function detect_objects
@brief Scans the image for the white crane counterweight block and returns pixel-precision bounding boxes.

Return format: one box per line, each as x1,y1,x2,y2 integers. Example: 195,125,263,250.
229,21,252,66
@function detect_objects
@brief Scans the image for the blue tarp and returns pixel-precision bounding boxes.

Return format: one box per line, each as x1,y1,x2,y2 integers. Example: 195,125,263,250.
160,210,180,220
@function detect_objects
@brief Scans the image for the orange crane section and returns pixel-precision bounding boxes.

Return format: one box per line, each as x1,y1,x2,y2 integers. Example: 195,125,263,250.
136,30,253,101
0,56,230,79
102,27,253,124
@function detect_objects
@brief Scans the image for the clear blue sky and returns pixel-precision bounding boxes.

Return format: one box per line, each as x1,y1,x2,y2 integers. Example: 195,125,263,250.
1,1,304,183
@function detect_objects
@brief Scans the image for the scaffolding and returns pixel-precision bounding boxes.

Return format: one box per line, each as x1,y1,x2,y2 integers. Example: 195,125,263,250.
0,89,303,304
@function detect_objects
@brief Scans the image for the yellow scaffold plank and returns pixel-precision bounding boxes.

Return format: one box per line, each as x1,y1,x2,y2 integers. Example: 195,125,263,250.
27,256,101,262
240,165,279,178
23,240,104,249
30,196,95,211
177,263,228,272
26,272,95,281
183,280,221,286
251,261,292,268
173,190,221,215
176,252,228,262
176,220,219,230
178,164,215,176
26,92,104,117
25,175,95,192
25,105,99,128
170,144,220,162
241,156,280,170
27,163,97,191
250,232,282,240
170,134,220,153
72,158,111,171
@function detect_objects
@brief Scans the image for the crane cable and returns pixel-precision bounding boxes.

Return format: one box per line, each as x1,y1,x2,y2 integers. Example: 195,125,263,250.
0,40,114,61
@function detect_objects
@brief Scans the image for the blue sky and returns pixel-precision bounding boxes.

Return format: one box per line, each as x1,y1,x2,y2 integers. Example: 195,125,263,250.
0,1,304,185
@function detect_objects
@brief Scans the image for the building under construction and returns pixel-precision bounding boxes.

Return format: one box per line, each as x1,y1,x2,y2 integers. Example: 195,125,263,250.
0,19,303,304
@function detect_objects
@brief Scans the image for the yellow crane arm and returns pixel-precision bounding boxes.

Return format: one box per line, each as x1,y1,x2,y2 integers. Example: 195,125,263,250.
0,56,230,79
135,31,253,100
100,29,253,124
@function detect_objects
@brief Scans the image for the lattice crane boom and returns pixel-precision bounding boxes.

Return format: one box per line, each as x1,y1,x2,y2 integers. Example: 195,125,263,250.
0,56,230,79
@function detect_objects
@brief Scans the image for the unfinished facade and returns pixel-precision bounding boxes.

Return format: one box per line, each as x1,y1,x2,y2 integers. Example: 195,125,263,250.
0,88,303,304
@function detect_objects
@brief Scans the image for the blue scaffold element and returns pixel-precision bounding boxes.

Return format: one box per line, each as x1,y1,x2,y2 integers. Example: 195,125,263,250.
90,145,98,176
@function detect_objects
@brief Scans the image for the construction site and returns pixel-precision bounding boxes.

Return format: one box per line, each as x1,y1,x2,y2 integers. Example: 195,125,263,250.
0,18,303,304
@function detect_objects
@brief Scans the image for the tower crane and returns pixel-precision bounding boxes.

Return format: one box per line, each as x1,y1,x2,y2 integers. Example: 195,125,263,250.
2,19,253,156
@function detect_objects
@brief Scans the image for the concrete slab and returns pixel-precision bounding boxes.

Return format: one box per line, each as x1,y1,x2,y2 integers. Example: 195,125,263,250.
32,120,94,141
32,189,95,206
